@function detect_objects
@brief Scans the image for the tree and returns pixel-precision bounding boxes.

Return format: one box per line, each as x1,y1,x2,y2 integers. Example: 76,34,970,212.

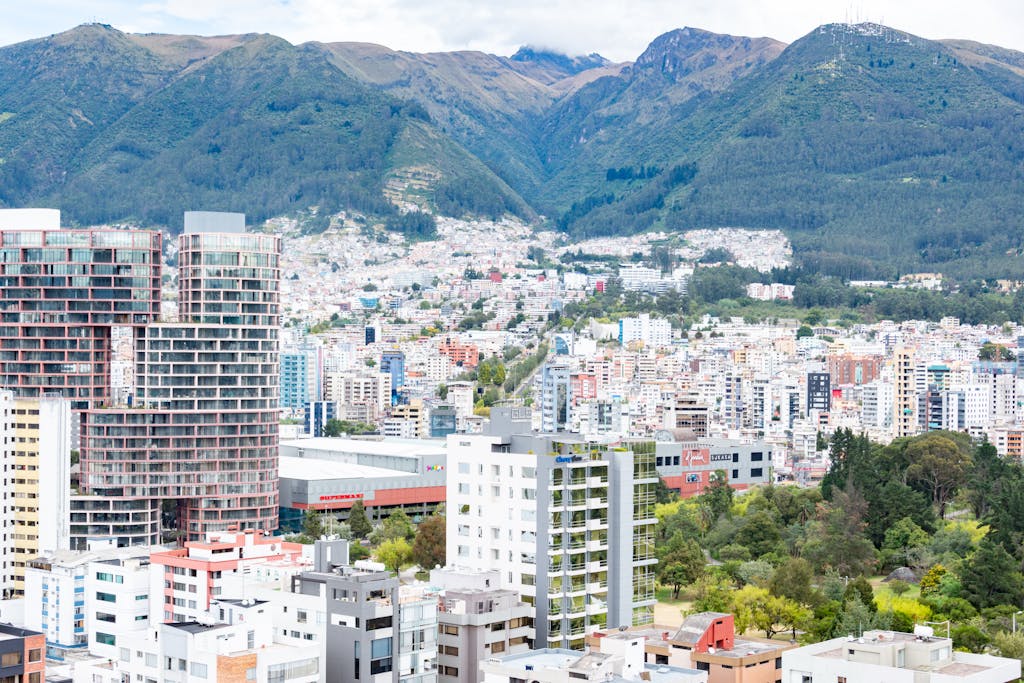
770,557,821,607
411,515,446,570
381,510,416,542
347,500,373,539
881,517,931,569
919,564,947,597
658,537,706,598
992,631,1024,667
654,477,680,505
802,484,878,576
477,362,492,385
905,433,969,518
733,509,783,559
377,538,413,574
959,537,1024,609
699,472,734,523
979,342,1015,361
796,324,814,339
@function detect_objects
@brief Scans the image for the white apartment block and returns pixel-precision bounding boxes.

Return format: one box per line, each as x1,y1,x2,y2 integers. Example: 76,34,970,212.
0,392,72,597
25,544,158,660
446,408,658,651
75,599,321,683
618,314,672,349
783,629,1020,683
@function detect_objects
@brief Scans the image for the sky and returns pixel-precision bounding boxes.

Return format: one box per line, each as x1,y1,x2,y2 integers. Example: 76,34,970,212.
3,0,1023,62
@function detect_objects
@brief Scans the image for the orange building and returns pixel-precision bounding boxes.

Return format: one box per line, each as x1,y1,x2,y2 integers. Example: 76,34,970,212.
438,336,480,369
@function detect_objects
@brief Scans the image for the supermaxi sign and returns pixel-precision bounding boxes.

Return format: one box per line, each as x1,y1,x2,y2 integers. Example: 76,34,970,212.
555,456,583,464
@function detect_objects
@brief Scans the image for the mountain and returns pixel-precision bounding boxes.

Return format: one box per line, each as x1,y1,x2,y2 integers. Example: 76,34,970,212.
2,22,1024,278
0,24,531,228
550,24,1024,278
536,27,785,207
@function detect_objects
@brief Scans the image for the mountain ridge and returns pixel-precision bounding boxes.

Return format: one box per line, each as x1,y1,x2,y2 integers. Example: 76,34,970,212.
2,22,1024,278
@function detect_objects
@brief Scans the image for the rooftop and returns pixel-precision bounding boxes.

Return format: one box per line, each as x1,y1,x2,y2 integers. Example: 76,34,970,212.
280,436,446,458
279,455,409,481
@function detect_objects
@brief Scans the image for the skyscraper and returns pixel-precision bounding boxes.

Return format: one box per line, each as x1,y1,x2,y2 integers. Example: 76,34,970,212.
0,209,161,409
80,212,281,540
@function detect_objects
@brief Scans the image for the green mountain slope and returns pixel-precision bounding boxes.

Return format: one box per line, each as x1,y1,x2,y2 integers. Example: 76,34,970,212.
556,24,1024,278
3,22,1024,278
0,25,531,228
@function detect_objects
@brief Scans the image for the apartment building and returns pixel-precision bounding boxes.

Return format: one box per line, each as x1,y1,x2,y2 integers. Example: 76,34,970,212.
0,392,72,596
24,544,156,661
293,559,438,683
80,212,281,540
148,530,306,624
430,568,534,682
783,629,1020,683
77,599,321,683
446,407,658,651
0,209,161,409
481,632,706,683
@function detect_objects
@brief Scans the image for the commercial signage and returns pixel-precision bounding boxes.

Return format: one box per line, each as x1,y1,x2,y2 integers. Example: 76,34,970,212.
710,453,732,462
319,493,364,502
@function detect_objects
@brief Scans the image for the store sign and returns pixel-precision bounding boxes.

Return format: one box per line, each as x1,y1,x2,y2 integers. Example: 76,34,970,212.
319,493,364,502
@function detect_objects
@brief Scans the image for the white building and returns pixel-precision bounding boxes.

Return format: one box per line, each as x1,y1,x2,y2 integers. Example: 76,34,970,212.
783,629,1020,683
481,632,706,683
24,544,160,660
619,314,672,349
75,599,321,683
446,408,658,650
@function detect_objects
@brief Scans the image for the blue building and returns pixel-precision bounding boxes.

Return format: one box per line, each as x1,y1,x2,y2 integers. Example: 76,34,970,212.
281,351,311,410
305,400,336,436
380,349,405,404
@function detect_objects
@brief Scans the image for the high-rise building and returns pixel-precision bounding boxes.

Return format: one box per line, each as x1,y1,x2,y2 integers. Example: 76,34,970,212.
806,372,831,412
894,347,918,438
540,362,572,432
0,209,162,409
446,408,658,651
80,212,281,541
0,391,72,596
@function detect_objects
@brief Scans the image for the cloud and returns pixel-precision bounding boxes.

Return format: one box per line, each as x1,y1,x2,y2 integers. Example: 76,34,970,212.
2,0,1023,61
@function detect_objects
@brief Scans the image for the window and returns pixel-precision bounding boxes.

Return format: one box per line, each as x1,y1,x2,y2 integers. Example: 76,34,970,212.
95,632,116,646
28,674,40,683
731,469,738,479
96,612,116,623
297,609,307,623
96,591,116,602
28,648,41,663
366,616,392,631
751,452,764,461
246,668,257,681
191,662,208,679
442,624,459,636
146,653,157,668
119,648,131,662
96,571,124,583
458,462,469,474
837,678,847,683
751,468,763,477
0,652,21,666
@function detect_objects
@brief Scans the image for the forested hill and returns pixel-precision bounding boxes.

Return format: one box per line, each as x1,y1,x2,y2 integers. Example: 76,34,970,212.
2,22,1024,278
